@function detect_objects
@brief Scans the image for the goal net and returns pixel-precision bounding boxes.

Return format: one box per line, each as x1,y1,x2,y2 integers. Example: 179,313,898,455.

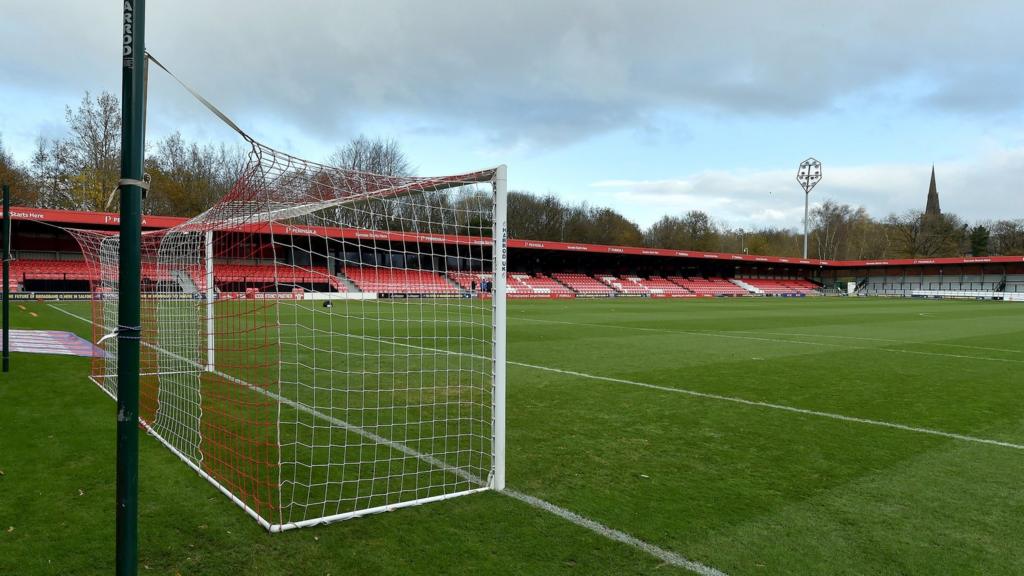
73,141,507,531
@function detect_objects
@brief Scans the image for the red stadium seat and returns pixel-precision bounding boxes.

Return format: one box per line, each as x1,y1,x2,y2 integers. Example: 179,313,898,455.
343,267,458,295
742,278,819,295
551,273,616,296
668,276,750,296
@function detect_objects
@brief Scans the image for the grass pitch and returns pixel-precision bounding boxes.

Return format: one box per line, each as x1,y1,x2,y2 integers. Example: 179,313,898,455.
2,297,1023,575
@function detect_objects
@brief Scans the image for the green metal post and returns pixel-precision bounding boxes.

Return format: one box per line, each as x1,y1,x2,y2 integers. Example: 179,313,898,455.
116,1,145,575
2,183,9,373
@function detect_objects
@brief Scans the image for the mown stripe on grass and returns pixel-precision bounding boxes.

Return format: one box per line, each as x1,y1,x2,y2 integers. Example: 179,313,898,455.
510,360,1024,451
721,330,1024,355
512,316,1024,364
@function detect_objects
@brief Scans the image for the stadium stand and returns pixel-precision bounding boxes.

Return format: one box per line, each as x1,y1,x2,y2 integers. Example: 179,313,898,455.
626,275,693,296
140,262,173,283
448,272,492,292
12,258,96,282
743,278,820,295
188,269,208,293
793,278,821,292
7,252,1016,302
860,279,911,297
669,276,750,296
597,275,647,295
342,267,451,294
551,273,617,296
1006,275,1024,293
506,273,575,297
6,206,1023,302
215,264,346,292
862,274,1011,297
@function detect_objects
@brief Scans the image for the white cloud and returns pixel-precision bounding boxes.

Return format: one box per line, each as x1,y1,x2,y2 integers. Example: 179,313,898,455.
1,1,1022,224
590,149,1024,229
2,1,1024,149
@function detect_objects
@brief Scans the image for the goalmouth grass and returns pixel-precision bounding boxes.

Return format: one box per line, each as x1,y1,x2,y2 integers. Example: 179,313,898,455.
2,297,1024,575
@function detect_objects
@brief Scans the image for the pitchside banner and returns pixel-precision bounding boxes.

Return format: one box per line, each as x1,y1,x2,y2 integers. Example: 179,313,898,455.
11,292,93,301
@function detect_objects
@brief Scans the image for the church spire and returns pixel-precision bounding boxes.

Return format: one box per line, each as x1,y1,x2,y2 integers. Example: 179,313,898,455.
925,165,941,216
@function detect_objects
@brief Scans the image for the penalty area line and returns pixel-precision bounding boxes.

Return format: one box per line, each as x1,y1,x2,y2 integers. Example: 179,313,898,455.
236,313,1024,455
47,303,727,576
252,313,1024,455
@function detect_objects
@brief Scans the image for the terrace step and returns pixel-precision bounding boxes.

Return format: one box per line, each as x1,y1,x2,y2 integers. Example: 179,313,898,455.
730,278,761,294
171,269,199,294
334,272,361,293
442,273,467,293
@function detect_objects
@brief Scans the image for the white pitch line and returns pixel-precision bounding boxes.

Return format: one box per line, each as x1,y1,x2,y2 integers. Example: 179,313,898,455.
278,317,1024,453
509,361,1024,451
47,303,724,576
512,316,1024,365
504,489,727,576
190,305,1024,454
151,304,1024,453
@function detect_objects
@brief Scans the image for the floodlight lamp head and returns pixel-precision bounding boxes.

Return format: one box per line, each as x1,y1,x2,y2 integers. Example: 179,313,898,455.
796,157,822,194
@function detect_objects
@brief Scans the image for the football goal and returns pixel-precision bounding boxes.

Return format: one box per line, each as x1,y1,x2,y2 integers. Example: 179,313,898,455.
73,141,507,531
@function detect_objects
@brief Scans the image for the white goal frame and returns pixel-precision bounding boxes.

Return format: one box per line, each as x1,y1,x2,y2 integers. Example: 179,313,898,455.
80,160,508,532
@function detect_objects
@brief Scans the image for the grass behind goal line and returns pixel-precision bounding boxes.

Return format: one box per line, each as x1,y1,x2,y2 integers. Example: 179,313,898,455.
1,298,1023,575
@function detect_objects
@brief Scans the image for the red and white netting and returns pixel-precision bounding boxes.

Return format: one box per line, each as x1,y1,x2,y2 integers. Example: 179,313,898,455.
74,141,506,531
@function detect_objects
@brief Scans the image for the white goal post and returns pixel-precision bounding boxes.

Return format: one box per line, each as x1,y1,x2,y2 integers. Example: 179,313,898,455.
74,143,507,531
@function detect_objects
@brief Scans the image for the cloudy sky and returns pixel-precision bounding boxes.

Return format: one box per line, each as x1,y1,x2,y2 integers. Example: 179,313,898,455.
1,0,1023,228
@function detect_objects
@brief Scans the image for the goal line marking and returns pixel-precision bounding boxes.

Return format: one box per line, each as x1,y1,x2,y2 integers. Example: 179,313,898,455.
47,303,726,576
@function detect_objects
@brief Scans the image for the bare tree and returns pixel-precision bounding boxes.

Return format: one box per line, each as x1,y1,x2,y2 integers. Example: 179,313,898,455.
588,207,644,246
809,200,870,260
145,132,247,216
63,92,121,210
29,136,77,209
989,219,1024,255
851,217,891,259
679,210,719,251
644,215,689,249
508,191,571,240
886,210,966,258
644,211,719,251
0,134,36,205
328,135,411,176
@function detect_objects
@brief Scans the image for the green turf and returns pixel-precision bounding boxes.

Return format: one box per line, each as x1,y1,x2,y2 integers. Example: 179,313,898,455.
2,297,1024,575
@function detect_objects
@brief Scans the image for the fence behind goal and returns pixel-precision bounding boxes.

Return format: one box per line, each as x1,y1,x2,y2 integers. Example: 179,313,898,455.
74,142,507,531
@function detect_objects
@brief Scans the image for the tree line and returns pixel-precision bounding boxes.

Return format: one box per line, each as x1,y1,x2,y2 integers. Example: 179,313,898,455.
508,192,1022,259
1,91,1021,258
1,92,248,217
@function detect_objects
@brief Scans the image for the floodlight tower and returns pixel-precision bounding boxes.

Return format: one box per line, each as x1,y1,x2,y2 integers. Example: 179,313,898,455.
796,158,822,259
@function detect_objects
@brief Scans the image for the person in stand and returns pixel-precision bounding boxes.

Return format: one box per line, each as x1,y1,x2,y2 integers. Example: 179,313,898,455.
471,279,477,295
